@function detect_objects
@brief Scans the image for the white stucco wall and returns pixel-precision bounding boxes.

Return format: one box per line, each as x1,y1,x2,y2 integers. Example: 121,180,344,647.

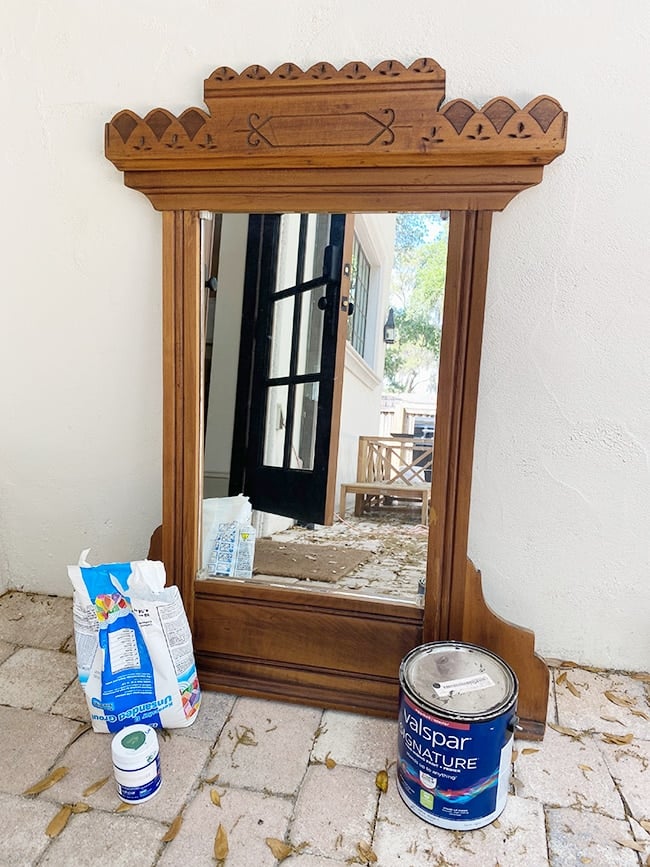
1,1,648,669
203,214,249,499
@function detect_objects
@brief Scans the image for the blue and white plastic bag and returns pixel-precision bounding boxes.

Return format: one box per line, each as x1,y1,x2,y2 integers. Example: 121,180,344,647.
202,494,256,578
68,551,201,734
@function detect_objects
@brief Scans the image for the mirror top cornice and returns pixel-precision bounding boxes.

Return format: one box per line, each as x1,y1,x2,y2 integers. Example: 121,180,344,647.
104,57,567,213
105,57,567,172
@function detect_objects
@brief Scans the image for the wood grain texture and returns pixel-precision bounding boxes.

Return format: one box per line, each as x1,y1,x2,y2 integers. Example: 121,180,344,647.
105,58,567,736
106,58,565,170
194,579,423,716
462,559,549,740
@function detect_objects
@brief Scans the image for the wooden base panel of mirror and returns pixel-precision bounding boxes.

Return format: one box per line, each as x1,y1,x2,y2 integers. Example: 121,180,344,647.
192,580,423,717
151,526,548,738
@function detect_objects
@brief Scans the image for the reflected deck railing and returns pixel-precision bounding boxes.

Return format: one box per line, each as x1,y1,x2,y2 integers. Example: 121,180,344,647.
339,434,433,525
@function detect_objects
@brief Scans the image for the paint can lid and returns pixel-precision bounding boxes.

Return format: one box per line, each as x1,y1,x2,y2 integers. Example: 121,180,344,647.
111,724,159,770
400,641,518,721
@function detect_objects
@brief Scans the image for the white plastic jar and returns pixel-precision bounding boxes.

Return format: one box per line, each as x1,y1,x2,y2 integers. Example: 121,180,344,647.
111,724,162,804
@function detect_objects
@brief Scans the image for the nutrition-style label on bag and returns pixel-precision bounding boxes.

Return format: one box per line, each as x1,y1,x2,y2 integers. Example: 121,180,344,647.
108,627,141,673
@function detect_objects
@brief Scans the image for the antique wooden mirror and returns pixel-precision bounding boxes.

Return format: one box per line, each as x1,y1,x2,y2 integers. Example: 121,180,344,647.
105,58,567,738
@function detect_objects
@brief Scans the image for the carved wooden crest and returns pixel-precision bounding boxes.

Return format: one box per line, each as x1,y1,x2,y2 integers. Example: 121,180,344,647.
105,58,566,170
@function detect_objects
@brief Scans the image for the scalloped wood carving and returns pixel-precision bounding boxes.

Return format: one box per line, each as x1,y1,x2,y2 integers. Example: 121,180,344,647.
105,58,566,169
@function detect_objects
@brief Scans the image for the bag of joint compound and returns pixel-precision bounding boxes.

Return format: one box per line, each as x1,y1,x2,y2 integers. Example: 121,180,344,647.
68,550,201,734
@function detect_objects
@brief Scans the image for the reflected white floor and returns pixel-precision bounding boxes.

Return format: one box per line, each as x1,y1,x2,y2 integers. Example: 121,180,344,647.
247,505,429,602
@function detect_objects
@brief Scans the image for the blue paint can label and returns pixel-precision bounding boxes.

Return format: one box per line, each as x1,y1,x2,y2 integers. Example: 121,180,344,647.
397,642,517,830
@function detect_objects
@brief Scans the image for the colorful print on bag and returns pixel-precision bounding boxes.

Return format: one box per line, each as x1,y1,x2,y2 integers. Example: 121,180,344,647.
69,552,201,734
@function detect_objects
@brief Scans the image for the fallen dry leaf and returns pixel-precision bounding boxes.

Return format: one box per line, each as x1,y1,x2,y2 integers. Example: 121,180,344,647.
115,802,133,813
556,671,567,685
548,723,583,740
375,769,389,793
600,715,623,725
23,767,69,796
559,660,579,668
604,690,636,708
70,802,90,814
357,841,378,863
521,748,539,756
565,680,581,698
615,839,645,852
234,726,257,748
602,732,634,745
45,805,72,838
578,764,594,773
68,722,92,745
631,709,650,720
324,752,336,769
203,773,220,785
630,672,650,682
82,776,110,797
210,789,222,807
265,838,293,861
214,823,229,861
161,814,183,842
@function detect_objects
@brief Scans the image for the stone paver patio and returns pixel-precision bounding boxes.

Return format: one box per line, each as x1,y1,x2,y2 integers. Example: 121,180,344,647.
0,589,648,866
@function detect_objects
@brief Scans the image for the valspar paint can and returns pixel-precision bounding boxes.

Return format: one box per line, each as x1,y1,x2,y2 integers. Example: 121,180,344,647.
111,724,162,804
397,641,518,830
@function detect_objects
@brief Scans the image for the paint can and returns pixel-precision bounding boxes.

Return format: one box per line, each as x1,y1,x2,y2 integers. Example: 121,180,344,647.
397,641,518,830
111,724,162,804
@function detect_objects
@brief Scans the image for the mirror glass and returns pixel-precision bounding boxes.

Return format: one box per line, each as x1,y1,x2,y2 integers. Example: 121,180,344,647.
198,211,449,605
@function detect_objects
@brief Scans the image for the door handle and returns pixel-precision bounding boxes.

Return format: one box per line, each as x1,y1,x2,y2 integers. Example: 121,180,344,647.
340,297,354,316
322,244,342,282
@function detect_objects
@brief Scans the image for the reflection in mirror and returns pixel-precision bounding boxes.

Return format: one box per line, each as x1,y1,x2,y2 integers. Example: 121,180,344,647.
199,212,448,605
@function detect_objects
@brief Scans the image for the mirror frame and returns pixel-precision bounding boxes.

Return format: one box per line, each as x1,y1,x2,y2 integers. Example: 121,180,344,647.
105,58,567,737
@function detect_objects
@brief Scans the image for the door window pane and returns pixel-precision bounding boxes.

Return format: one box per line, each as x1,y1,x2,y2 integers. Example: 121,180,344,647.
291,381,319,470
295,287,324,376
274,214,302,293
347,235,371,356
275,214,333,291
268,296,295,379
263,385,288,467
302,214,332,282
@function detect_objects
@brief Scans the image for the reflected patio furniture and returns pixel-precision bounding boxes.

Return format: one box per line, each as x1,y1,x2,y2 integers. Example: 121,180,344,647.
339,435,433,525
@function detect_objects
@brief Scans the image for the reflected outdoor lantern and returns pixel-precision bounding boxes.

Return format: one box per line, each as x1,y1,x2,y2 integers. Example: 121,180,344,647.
383,307,396,344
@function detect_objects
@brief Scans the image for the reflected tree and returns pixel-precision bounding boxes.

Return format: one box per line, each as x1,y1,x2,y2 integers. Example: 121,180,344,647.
384,213,448,394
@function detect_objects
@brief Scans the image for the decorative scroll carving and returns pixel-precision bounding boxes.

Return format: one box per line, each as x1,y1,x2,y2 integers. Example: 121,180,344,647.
246,108,396,149
105,58,566,169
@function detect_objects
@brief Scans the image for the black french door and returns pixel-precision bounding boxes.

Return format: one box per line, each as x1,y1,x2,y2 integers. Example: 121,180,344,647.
230,213,349,524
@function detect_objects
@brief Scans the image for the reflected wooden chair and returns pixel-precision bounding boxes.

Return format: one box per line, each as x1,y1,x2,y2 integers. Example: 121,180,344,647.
339,435,433,525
